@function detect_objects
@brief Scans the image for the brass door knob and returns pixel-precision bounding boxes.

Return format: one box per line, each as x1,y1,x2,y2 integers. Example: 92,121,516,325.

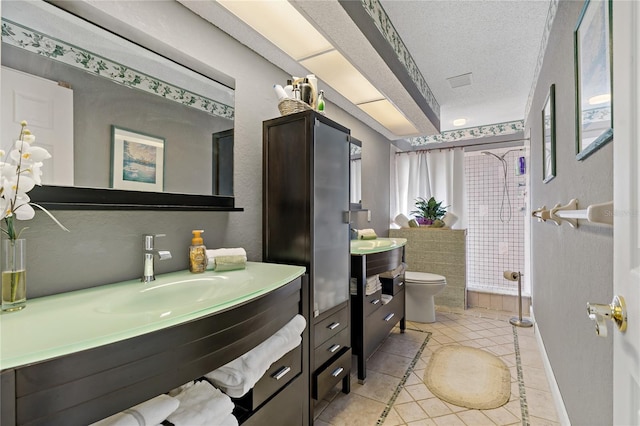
587,295,627,337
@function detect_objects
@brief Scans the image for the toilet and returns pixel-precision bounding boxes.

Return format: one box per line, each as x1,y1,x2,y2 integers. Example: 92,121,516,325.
404,271,447,323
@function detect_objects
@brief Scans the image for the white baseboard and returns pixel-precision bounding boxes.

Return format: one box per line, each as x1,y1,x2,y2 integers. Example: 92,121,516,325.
530,307,571,425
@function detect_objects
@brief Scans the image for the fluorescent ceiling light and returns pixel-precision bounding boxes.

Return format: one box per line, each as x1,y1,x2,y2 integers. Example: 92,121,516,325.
358,99,418,136
217,0,332,60
588,94,611,105
300,50,383,105
217,0,418,137
453,118,467,126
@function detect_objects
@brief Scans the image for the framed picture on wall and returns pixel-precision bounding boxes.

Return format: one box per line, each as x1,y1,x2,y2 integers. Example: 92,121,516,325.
111,126,165,192
574,0,613,160
542,84,556,183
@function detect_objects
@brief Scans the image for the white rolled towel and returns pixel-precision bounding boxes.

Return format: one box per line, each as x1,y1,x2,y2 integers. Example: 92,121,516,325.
205,314,306,397
90,394,179,426
167,381,234,426
357,228,378,240
394,214,411,228
206,248,247,270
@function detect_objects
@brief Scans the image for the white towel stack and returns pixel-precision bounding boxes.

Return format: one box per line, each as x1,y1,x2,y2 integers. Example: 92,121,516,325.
350,275,382,296
365,275,382,296
205,314,306,398
206,248,247,271
167,380,237,426
90,394,179,426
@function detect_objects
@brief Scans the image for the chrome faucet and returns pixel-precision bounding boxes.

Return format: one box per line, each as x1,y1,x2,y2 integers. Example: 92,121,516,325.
142,234,172,282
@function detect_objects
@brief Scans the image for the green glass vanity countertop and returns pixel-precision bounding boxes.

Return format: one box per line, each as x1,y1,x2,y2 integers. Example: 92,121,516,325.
350,237,407,255
0,262,305,370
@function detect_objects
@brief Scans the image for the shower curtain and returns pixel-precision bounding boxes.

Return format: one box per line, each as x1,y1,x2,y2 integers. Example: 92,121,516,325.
391,148,466,229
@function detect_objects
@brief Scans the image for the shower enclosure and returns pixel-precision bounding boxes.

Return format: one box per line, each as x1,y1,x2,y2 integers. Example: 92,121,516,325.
464,148,529,312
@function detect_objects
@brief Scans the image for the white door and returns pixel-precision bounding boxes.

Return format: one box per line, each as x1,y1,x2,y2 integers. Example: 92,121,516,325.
612,2,640,424
1,66,74,186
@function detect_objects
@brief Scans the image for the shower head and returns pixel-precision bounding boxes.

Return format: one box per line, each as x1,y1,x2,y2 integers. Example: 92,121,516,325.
481,148,525,161
481,151,504,161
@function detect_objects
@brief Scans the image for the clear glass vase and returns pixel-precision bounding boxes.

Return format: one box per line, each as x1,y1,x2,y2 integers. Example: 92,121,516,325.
2,238,27,312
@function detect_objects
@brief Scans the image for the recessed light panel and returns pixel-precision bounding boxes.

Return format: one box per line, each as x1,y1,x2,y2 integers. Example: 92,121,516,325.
358,99,418,136
217,0,333,60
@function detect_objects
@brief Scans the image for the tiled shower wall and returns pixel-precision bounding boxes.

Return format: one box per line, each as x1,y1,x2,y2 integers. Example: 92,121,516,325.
464,149,527,295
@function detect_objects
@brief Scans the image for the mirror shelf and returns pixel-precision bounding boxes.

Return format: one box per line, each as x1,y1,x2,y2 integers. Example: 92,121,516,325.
30,185,243,211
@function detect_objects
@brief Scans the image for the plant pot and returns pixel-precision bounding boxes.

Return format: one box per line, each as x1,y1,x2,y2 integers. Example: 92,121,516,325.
416,218,434,226
2,238,27,312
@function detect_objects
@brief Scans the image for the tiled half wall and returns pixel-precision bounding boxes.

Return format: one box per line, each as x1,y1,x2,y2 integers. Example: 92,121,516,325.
389,228,466,309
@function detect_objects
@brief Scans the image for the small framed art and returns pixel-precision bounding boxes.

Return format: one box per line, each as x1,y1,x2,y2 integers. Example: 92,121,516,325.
111,126,165,192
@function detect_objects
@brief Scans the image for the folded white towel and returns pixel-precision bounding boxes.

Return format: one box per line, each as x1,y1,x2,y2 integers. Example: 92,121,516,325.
220,413,239,426
357,228,378,240
205,314,306,398
379,263,407,279
381,294,393,305
167,381,234,426
90,394,179,426
206,248,247,270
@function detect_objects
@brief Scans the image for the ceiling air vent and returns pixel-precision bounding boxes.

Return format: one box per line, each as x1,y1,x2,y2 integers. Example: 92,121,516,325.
447,72,472,89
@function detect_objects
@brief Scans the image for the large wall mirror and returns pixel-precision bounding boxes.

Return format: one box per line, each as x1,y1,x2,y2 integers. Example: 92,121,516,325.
1,1,239,210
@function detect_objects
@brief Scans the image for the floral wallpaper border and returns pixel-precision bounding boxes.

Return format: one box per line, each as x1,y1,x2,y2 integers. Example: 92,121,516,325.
1,19,235,121
360,0,440,120
409,119,524,146
524,0,559,121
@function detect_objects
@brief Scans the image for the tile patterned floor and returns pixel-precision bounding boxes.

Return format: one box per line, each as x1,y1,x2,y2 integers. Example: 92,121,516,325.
313,307,560,426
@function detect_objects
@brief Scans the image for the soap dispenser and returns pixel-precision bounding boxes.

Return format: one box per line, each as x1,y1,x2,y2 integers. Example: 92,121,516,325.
189,230,207,273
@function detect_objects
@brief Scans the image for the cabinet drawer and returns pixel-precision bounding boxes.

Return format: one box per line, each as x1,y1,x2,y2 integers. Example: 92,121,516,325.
235,344,302,411
240,374,304,426
364,289,383,317
314,306,349,348
312,348,351,400
364,293,404,358
381,276,405,296
314,326,350,370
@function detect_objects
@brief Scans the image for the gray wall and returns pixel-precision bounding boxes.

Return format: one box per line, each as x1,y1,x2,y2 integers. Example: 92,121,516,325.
526,2,613,424
11,0,391,298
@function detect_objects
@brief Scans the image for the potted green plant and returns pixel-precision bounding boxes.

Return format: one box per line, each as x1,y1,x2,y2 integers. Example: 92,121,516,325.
411,197,448,226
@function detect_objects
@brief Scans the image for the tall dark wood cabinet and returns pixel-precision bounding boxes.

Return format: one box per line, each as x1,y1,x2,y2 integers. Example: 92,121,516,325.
263,111,352,424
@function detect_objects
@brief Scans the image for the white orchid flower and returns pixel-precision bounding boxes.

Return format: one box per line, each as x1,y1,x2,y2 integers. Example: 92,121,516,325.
0,121,68,240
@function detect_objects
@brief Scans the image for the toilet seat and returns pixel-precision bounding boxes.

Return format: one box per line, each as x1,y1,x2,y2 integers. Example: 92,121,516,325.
405,271,446,284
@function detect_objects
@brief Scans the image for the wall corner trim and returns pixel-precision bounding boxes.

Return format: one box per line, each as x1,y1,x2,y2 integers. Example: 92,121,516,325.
530,307,571,426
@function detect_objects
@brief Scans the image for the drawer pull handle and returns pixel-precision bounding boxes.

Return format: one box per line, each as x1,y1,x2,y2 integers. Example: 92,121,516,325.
371,299,380,305
328,344,341,353
384,313,395,322
398,282,404,286
331,367,344,377
328,322,340,330
271,366,291,381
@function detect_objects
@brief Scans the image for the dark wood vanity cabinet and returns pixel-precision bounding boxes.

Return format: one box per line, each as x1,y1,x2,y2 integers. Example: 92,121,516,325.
263,110,352,420
0,279,304,426
351,246,406,383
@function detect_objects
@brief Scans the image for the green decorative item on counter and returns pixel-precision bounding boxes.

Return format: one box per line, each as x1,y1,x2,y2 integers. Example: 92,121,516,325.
411,197,448,226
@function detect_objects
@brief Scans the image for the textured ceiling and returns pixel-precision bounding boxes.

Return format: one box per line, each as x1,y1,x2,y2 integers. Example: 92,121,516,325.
381,0,550,131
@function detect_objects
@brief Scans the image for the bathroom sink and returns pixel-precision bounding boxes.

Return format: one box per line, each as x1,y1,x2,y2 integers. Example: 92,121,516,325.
96,275,247,315
0,262,306,370
350,237,407,254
